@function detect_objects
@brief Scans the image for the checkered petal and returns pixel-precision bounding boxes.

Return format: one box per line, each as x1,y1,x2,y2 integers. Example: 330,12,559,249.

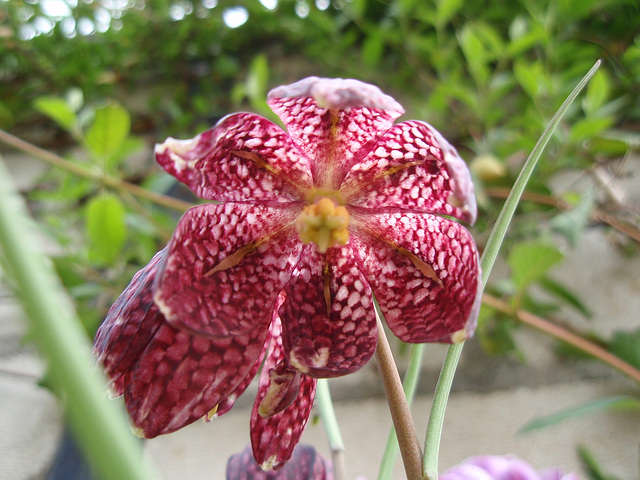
154,202,302,337
279,243,378,378
341,120,477,224
251,316,317,471
94,248,168,396
268,77,405,189
351,212,481,343
155,113,312,204
93,250,271,438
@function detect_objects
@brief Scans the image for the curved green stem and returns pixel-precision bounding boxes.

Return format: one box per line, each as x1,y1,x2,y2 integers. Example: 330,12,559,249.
0,156,158,480
421,60,601,480
316,379,346,480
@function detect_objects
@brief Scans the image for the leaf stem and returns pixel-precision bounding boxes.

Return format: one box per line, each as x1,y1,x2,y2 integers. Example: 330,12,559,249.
316,379,346,480
0,155,158,480
374,310,424,480
482,293,640,384
0,128,192,212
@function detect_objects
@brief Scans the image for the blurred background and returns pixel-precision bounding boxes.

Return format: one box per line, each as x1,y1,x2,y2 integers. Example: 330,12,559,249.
1,0,640,479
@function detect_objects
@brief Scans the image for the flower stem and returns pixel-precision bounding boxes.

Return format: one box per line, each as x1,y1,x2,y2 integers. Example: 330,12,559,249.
421,60,601,480
316,379,346,480
374,310,424,480
0,155,158,480
377,343,425,480
0,128,192,212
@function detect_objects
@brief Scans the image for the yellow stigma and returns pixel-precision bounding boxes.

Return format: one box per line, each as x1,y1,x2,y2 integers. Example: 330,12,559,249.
297,197,350,253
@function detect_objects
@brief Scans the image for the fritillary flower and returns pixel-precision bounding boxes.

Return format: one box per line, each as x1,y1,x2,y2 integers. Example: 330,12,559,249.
440,455,582,480
94,77,481,469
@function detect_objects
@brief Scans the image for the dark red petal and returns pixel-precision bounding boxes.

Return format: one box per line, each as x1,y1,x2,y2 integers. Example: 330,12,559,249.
154,203,302,337
352,212,481,343
93,248,168,396
214,307,281,417
342,120,477,224
227,444,333,479
155,113,312,203
250,316,317,470
279,244,377,378
124,318,270,438
94,249,271,438
267,77,404,189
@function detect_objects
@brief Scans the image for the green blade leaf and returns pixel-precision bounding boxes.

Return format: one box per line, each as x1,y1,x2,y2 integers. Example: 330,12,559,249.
422,60,601,480
520,396,640,433
609,328,640,370
508,242,564,291
86,103,131,160
539,276,592,318
85,193,127,265
33,96,78,132
436,0,463,27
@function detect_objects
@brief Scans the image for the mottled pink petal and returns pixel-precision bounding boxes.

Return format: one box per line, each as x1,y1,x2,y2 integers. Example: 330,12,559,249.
279,244,377,378
213,316,277,417
251,316,317,470
155,113,312,204
227,444,333,479
154,202,302,337
351,212,481,343
124,317,269,438
93,249,271,438
342,121,477,223
93,248,168,396
267,77,404,189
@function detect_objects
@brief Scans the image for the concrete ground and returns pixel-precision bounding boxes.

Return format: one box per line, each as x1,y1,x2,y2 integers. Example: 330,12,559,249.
1,152,639,480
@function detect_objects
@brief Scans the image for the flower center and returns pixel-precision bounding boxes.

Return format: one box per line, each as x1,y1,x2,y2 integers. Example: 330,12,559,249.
296,197,350,253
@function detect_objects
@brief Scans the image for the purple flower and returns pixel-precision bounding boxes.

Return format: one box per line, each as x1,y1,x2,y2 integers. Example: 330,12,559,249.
227,444,333,479
94,77,481,469
441,455,583,480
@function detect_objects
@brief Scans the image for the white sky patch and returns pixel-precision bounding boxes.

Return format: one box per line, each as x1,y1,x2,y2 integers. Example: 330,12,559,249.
259,0,277,10
222,6,248,28
77,17,95,35
295,0,309,18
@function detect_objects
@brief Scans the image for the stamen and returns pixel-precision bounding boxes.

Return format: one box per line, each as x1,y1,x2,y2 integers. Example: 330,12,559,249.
296,197,350,253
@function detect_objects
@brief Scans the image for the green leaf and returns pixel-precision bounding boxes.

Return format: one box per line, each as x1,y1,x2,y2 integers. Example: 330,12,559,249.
33,96,78,132
550,191,594,246
458,24,489,86
520,396,640,433
435,0,463,27
508,242,564,291
362,32,384,67
583,69,611,114
609,328,640,370
85,194,127,266
569,116,614,143
85,103,131,160
539,277,592,318
578,446,621,480
513,60,543,99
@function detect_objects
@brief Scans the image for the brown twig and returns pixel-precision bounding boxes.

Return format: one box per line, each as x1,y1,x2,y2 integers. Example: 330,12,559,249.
374,310,424,480
484,186,640,245
0,128,192,213
482,293,640,384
